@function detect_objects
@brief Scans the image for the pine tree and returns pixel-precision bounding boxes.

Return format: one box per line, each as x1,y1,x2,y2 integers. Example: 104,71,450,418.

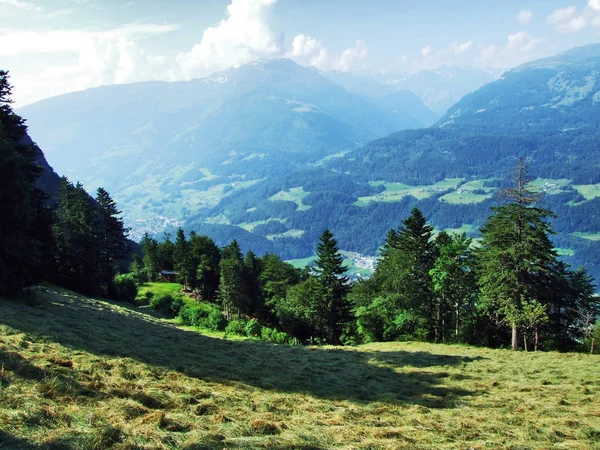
313,229,351,344
96,187,129,292
173,228,194,289
218,240,248,319
52,178,102,295
478,158,557,350
0,71,50,295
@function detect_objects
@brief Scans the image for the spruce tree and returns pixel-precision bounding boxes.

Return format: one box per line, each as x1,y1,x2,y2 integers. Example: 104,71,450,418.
0,71,50,295
477,158,557,350
313,229,351,344
96,187,129,292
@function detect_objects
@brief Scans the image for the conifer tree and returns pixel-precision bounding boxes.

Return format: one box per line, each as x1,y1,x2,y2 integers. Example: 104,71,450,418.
313,229,351,344
218,240,248,319
96,187,129,292
478,158,557,350
0,71,49,295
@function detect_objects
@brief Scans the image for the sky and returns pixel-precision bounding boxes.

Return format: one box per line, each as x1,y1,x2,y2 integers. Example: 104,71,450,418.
2,0,600,106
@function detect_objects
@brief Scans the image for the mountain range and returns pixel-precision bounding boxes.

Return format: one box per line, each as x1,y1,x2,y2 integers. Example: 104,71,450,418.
18,45,600,283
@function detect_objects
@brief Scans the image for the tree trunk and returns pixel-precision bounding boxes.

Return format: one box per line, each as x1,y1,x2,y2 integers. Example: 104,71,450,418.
512,322,518,351
455,300,460,342
591,337,595,355
534,326,539,352
523,334,528,352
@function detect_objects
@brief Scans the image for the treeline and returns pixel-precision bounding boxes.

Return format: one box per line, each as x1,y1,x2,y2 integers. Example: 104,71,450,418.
133,162,599,352
0,71,129,298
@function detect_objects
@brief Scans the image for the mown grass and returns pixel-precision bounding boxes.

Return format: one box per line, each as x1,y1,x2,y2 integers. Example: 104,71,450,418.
137,282,182,299
1,286,599,449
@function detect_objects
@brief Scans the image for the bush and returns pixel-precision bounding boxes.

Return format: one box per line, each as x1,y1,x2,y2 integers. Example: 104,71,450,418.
149,294,176,313
112,274,138,303
261,327,291,344
225,319,248,336
245,319,263,337
178,302,227,331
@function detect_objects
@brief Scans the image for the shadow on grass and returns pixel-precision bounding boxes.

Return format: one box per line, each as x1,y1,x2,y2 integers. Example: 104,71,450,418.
0,287,484,407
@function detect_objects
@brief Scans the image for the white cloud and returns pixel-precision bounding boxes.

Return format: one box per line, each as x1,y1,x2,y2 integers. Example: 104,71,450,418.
421,45,432,57
592,14,600,26
449,40,473,53
0,0,42,12
589,0,600,11
286,35,368,72
517,10,533,25
335,40,368,71
1,24,176,105
287,34,329,70
556,16,588,33
547,6,576,24
505,31,541,53
176,0,282,79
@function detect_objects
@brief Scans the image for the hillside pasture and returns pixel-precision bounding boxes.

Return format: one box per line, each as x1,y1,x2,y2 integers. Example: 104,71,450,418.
1,287,599,449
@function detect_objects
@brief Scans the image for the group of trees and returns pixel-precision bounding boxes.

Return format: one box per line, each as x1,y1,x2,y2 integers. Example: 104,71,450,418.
352,160,598,351
134,158,598,351
0,71,129,297
134,227,355,344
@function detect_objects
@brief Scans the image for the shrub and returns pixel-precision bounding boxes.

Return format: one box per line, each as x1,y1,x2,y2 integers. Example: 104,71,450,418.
261,327,291,345
245,319,263,337
112,274,138,303
225,319,248,336
149,294,176,313
178,302,227,331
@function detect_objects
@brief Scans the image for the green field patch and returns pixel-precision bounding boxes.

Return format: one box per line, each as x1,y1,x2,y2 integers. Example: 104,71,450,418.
237,218,287,232
137,282,182,300
286,256,316,268
571,232,600,241
266,229,305,240
205,213,230,225
439,190,494,204
443,224,478,235
438,179,497,205
573,184,600,200
356,178,464,206
555,247,576,257
528,178,572,195
269,186,312,211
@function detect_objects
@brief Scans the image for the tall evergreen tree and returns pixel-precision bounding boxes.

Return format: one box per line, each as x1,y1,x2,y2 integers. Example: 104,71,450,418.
52,178,102,295
96,187,129,292
477,158,558,350
218,240,248,319
173,228,194,289
373,208,437,339
313,229,351,344
0,70,49,295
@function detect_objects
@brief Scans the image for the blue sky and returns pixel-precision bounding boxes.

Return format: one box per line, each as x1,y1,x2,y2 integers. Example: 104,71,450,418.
2,0,600,106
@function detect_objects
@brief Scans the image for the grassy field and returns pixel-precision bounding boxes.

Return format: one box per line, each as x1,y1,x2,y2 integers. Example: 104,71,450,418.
137,282,182,299
1,286,599,449
572,232,600,242
355,179,464,206
573,184,600,201
269,187,312,211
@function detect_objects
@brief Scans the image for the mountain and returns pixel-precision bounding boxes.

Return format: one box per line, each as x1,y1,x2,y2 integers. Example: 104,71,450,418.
322,71,438,125
18,59,434,239
16,46,600,285
367,66,500,116
180,45,600,282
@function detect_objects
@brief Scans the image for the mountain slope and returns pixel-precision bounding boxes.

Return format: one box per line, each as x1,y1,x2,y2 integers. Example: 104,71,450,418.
1,285,599,449
180,45,600,282
18,59,433,238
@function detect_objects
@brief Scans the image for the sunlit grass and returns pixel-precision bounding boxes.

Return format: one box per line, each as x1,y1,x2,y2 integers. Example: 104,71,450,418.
1,286,599,449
